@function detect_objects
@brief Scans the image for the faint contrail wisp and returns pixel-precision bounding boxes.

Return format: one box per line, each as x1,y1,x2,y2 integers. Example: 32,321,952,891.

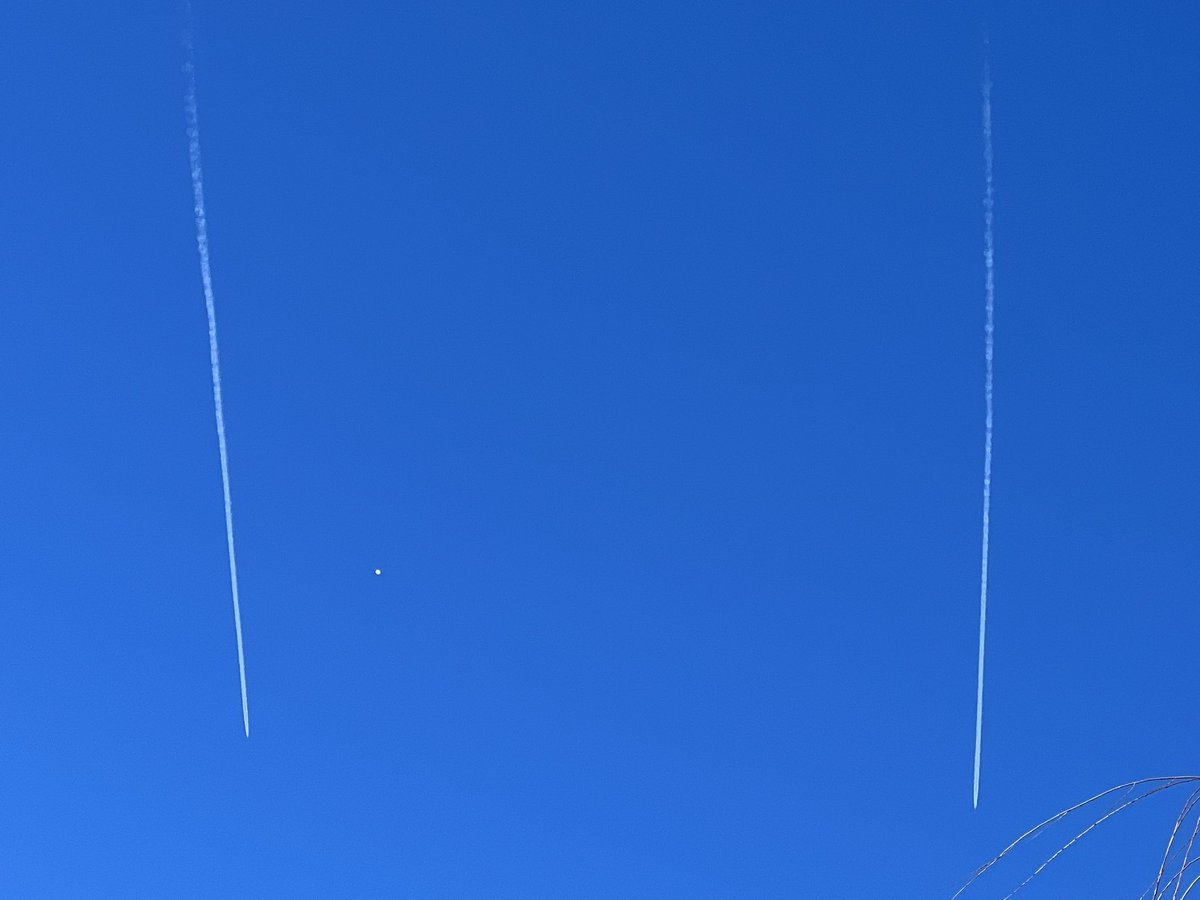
973,57,995,808
185,30,251,738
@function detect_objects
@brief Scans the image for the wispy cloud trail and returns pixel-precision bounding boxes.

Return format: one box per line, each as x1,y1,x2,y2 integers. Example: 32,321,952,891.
185,27,250,738
973,55,995,808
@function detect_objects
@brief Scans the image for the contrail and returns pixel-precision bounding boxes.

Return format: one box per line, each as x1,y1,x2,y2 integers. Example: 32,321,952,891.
185,24,250,738
973,53,995,808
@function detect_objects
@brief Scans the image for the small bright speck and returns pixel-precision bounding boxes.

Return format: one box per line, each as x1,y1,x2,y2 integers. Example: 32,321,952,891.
374,569,382,576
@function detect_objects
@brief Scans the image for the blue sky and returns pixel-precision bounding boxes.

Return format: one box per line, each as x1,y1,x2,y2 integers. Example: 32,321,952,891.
2,1,1199,896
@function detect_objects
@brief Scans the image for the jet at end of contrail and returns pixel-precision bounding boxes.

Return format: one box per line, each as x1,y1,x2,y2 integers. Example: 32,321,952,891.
973,48,995,809
185,16,251,739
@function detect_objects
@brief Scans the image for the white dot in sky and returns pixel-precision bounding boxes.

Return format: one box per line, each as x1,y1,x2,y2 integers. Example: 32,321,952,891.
374,569,382,576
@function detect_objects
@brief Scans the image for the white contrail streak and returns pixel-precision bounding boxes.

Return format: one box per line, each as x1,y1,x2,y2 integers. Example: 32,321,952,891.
973,57,995,808
185,32,250,738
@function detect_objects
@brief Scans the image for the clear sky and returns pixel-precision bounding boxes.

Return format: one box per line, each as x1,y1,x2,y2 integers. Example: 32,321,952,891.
2,2,1199,896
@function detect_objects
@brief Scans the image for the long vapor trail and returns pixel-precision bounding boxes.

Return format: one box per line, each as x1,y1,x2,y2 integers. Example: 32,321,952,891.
185,28,250,738
973,55,995,808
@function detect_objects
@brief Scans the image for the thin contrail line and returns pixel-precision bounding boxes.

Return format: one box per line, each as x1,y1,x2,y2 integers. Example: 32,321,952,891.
185,25,250,738
973,53,995,808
